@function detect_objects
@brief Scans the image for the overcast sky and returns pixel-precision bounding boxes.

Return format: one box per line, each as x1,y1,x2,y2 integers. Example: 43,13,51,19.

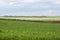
0,0,60,16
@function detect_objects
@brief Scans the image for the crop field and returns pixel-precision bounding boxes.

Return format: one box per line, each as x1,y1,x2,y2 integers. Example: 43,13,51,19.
0,17,60,21
0,17,60,40
0,17,60,22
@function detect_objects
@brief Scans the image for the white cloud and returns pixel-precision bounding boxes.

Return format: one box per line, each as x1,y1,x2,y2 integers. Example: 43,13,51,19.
0,0,7,6
0,0,60,16
9,2,15,5
52,0,60,4
0,0,53,7
21,0,35,3
17,0,42,3
48,10,52,13
0,0,60,6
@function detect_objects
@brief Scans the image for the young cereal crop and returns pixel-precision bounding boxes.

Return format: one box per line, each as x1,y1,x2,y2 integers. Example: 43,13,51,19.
0,20,60,40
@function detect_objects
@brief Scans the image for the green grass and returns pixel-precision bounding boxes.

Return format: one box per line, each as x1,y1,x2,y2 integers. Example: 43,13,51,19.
0,20,60,40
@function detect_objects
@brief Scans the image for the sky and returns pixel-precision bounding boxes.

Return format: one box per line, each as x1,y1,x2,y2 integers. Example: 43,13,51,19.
0,0,60,16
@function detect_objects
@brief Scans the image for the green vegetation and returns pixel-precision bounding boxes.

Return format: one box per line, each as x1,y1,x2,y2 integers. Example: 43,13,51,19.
0,20,60,40
0,17,60,21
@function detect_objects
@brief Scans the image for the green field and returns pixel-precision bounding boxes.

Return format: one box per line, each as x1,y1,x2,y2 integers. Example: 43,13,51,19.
0,17,60,21
0,19,60,40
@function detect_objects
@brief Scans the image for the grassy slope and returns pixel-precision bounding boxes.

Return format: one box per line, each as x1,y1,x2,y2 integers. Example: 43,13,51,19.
0,20,60,40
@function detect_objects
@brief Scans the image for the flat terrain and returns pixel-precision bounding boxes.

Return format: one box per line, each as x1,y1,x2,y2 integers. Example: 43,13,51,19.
0,17,60,21
0,19,60,40
0,17,60,24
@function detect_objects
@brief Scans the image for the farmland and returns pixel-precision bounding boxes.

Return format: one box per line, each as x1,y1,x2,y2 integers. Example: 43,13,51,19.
0,17,60,40
0,17,60,22
0,17,60,21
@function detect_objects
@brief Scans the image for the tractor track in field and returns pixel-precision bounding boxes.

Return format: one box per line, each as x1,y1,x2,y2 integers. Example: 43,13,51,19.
0,18,60,24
